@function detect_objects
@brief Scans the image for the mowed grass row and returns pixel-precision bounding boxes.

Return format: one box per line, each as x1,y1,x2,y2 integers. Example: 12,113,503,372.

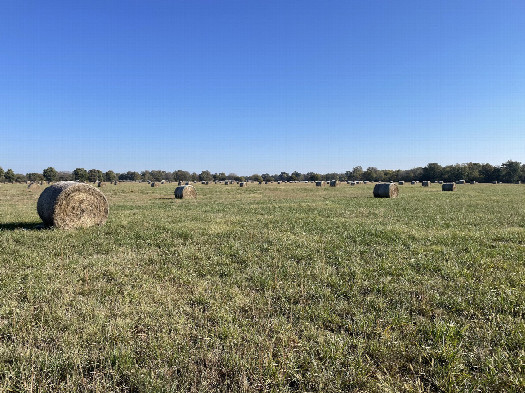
0,182,523,392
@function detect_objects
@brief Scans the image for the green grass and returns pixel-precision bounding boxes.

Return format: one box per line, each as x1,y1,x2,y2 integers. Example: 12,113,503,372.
0,182,523,392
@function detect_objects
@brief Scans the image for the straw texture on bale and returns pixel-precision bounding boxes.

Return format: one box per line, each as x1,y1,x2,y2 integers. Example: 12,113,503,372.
373,183,399,198
37,181,109,229
442,183,456,191
27,183,41,190
174,185,197,199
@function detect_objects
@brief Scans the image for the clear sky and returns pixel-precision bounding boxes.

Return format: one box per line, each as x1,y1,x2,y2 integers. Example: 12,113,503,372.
1,0,524,174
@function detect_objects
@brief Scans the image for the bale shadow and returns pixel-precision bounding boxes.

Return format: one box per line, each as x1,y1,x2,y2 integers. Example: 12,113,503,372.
0,222,47,231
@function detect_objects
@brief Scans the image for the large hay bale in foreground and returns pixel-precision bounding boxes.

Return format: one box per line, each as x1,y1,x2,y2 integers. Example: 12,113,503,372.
442,183,456,191
373,183,399,198
174,185,197,199
37,181,108,229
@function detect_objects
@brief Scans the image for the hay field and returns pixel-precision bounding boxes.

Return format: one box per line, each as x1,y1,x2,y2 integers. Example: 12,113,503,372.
0,182,523,392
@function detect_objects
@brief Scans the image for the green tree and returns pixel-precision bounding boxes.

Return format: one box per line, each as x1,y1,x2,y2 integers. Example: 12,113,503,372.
87,169,101,182
422,163,443,182
0,167,4,181
173,170,190,182
43,167,58,182
250,174,263,183
105,170,116,182
501,160,521,183
290,171,302,181
278,172,289,181
199,170,213,182
73,168,88,182
27,173,44,182
480,163,496,183
4,169,15,183
150,170,166,182
351,166,363,180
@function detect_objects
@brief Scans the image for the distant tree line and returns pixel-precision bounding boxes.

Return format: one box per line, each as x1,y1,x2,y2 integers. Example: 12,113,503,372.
0,160,523,184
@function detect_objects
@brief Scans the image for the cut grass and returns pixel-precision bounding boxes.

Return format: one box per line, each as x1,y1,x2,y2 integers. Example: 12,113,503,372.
0,182,524,392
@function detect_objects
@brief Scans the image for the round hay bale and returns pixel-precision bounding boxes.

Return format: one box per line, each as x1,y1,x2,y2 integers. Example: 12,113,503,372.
422,181,430,187
398,181,404,185
329,180,338,187
114,181,118,185
442,183,456,191
315,181,323,187
373,183,399,198
27,183,41,190
37,181,108,229
174,185,196,199
151,182,159,187
240,182,247,187
97,181,104,187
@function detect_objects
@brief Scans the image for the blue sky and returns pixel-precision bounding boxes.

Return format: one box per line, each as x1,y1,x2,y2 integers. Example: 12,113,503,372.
1,1,524,174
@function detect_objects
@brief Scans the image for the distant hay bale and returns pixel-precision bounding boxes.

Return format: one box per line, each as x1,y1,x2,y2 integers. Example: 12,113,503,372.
37,181,108,229
398,181,404,185
442,183,456,191
422,181,430,187
277,181,282,184
330,180,338,187
315,181,323,187
457,180,465,184
113,181,118,185
27,183,41,190
97,181,104,187
161,180,165,184
240,182,247,187
373,183,399,198
174,185,196,199
470,181,477,184
151,182,159,187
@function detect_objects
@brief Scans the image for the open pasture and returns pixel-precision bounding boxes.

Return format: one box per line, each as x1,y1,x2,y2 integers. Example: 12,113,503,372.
0,182,523,391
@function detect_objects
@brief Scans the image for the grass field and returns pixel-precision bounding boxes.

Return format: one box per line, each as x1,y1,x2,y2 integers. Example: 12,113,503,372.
0,182,523,392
